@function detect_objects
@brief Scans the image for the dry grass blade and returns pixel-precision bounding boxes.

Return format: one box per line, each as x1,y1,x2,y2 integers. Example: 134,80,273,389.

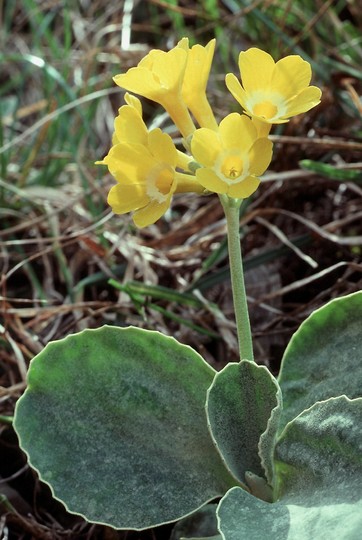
259,261,362,302
255,216,318,268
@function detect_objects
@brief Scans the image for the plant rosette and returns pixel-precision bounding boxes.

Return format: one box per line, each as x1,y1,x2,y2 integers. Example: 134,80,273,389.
14,291,362,539
12,38,361,540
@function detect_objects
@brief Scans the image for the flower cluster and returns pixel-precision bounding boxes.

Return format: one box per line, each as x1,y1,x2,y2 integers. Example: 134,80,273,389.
99,40,321,227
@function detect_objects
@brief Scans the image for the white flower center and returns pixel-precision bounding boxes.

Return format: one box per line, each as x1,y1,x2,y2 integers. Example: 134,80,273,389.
215,151,249,185
146,164,174,203
246,91,286,121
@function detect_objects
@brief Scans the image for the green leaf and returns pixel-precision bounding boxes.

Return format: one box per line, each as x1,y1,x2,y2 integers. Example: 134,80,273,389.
217,486,289,540
274,396,362,504
278,291,362,430
217,397,362,540
14,326,236,530
299,160,362,183
206,361,282,494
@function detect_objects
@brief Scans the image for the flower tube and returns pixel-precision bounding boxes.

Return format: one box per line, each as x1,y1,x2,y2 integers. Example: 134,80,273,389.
178,37,218,130
113,46,196,139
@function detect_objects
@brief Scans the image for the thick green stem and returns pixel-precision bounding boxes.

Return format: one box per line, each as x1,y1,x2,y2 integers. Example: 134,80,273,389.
221,195,254,362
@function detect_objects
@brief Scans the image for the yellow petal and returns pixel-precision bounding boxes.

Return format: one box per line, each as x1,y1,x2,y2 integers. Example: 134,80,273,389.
219,113,242,149
115,47,187,103
191,128,220,167
151,47,188,93
225,73,248,110
284,86,322,117
177,37,189,51
195,168,228,194
107,183,149,214
182,39,216,101
105,144,155,182
228,176,260,198
248,138,273,176
133,197,172,228
272,55,311,98
124,92,142,115
148,129,177,166
219,113,257,151
138,48,162,69
113,105,148,146
114,67,164,100
181,39,217,130
238,48,275,91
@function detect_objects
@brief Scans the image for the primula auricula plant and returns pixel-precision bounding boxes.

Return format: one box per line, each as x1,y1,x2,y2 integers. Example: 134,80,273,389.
13,40,362,540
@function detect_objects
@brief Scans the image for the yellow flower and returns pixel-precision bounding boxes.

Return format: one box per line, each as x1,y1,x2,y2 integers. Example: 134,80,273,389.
99,98,203,227
113,46,195,139
177,38,218,130
191,113,273,198
225,48,322,135
105,130,177,227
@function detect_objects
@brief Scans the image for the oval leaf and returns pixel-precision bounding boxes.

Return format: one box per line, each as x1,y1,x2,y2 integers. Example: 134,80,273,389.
206,361,282,490
278,291,362,430
14,326,236,530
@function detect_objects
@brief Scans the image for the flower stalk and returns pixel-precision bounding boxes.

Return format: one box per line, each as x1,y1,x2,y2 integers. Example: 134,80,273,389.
220,195,254,362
